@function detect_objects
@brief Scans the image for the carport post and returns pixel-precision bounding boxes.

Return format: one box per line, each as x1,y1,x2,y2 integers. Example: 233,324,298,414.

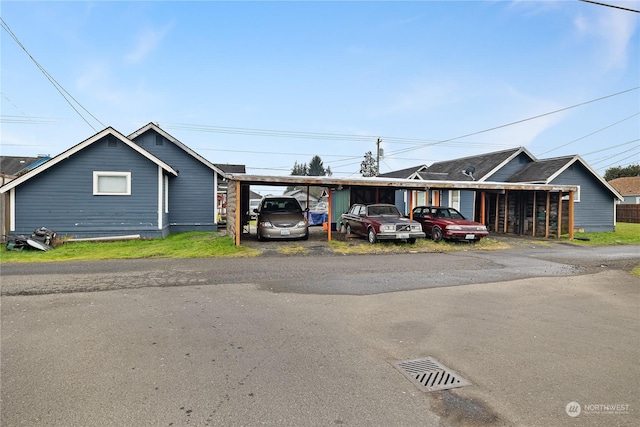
409,190,413,219
557,190,563,239
545,191,550,238
327,189,332,242
235,180,241,246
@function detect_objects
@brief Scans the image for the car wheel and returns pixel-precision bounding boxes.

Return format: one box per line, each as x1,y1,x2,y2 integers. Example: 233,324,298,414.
340,223,347,234
257,228,264,242
367,228,377,244
407,238,416,244
432,226,443,242
301,230,309,241
346,224,352,235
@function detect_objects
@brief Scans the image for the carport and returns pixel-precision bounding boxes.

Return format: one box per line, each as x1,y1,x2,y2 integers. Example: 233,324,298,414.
224,174,577,246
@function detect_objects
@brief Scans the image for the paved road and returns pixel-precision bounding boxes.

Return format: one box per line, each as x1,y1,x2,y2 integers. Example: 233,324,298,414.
1,244,639,426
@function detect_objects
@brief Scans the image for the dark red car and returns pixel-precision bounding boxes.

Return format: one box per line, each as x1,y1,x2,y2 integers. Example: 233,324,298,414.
411,206,488,242
340,203,425,244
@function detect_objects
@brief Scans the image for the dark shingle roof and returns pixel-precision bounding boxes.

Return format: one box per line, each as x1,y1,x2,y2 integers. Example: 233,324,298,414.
379,165,427,179
507,156,575,183
0,156,48,176
215,164,246,174
425,148,523,181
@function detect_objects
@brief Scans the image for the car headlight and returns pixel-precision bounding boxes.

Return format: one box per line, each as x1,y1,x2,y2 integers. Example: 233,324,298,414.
410,224,422,232
477,225,487,231
446,225,462,230
260,221,273,228
296,221,307,228
381,225,395,232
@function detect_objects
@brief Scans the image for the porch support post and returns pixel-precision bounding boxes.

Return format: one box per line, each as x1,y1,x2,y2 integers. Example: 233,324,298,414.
503,190,509,233
409,190,413,219
545,191,550,238
532,191,537,237
557,190,563,239
494,193,500,232
480,192,486,224
568,190,575,240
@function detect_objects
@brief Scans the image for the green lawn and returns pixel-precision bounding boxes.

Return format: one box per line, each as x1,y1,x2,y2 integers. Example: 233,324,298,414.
567,222,640,246
0,232,260,263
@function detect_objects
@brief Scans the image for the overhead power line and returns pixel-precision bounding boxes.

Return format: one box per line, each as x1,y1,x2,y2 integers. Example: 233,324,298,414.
579,0,640,13
0,17,105,131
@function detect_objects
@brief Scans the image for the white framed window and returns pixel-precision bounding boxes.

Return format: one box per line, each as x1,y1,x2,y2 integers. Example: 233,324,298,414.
561,186,580,202
93,171,131,195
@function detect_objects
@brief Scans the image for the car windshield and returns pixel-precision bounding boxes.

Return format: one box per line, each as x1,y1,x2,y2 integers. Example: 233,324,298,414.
367,205,401,217
262,199,302,213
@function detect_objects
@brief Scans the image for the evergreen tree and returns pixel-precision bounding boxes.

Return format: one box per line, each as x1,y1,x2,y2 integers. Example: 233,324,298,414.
308,155,326,176
360,151,378,177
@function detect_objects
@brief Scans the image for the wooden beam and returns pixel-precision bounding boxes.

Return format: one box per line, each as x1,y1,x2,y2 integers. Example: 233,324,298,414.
494,193,500,232
409,190,413,219
327,188,332,242
557,191,563,239
532,191,537,237
568,190,575,240
480,192,486,224
235,180,241,246
545,191,550,238
503,190,509,233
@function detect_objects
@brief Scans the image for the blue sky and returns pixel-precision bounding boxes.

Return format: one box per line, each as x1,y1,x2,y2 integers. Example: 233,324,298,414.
1,0,639,183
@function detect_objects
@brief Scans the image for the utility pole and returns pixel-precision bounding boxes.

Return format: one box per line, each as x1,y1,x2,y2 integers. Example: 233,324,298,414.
376,138,381,177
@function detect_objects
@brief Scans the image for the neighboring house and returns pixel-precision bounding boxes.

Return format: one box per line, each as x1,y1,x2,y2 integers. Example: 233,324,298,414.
608,176,640,204
1,155,51,238
0,127,181,239
384,147,622,233
284,188,318,210
379,164,428,180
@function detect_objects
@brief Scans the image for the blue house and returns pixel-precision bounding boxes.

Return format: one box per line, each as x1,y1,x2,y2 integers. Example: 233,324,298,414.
382,147,622,234
127,123,233,234
1,125,228,239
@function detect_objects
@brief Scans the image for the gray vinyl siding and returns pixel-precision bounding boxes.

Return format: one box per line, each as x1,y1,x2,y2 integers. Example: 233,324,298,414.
550,163,615,232
13,137,165,238
486,153,533,181
133,132,217,233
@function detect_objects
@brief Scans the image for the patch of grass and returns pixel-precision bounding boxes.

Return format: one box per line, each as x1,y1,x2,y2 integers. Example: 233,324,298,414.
631,266,640,277
277,244,309,255
0,232,260,263
566,223,640,246
328,237,509,255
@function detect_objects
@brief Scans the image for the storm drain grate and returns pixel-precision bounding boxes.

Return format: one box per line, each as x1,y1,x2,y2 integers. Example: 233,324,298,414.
391,357,471,392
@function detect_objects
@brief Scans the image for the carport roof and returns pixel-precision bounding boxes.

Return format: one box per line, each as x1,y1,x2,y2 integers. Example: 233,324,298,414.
226,173,578,192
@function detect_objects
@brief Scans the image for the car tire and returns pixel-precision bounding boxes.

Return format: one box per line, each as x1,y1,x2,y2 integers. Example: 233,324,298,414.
340,223,347,234
346,224,352,235
408,238,416,244
367,228,377,244
432,226,443,242
301,230,309,241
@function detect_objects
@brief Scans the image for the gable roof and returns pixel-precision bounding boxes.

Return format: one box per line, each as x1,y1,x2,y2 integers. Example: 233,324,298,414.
379,164,428,179
424,147,534,182
0,156,49,176
508,155,623,200
128,123,227,176
0,127,178,194
608,176,640,195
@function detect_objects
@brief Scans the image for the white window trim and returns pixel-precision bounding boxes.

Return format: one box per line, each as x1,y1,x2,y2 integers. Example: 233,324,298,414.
93,171,131,195
164,175,169,214
561,186,580,202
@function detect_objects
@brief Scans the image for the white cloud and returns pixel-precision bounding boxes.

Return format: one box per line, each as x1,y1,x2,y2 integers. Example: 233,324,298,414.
124,22,174,64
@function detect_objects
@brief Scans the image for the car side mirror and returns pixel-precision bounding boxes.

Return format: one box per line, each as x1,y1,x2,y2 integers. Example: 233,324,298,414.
253,208,259,213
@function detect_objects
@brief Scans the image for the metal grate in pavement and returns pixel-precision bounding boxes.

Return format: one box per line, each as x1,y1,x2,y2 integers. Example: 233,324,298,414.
391,357,471,392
